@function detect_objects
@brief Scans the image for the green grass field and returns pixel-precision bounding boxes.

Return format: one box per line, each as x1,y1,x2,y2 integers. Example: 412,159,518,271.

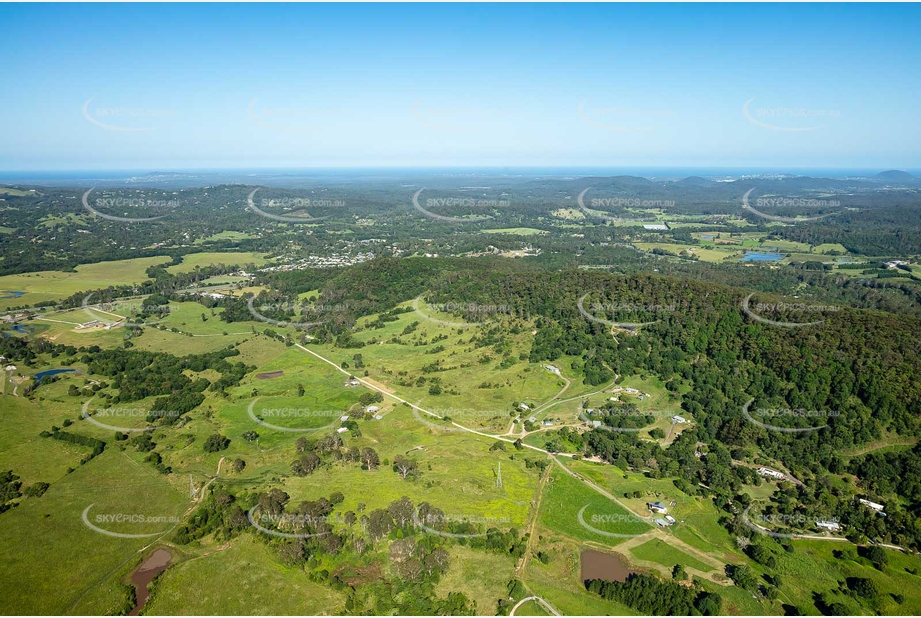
165,252,269,273
0,449,189,615
538,468,649,545
630,537,712,573
144,536,345,615
0,256,172,309
433,544,518,615
633,242,739,263
192,231,259,245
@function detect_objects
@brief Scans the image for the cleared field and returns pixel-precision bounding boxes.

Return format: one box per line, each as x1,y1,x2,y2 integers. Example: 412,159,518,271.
433,544,517,615
761,239,813,253
522,534,640,616
165,252,268,273
538,468,649,545
0,187,36,196
144,535,345,615
0,395,89,486
278,407,538,528
630,537,712,573
0,449,189,615
813,243,848,254
0,256,171,309
300,301,576,432
562,459,745,568
192,231,259,245
769,540,921,615
633,242,738,263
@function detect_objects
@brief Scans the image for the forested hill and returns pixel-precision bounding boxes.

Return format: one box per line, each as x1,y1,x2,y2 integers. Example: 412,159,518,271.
304,264,920,482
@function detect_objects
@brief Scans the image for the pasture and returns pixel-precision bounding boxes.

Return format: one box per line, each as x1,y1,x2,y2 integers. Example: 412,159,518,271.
0,449,188,615
0,256,171,309
166,252,268,273
143,536,345,615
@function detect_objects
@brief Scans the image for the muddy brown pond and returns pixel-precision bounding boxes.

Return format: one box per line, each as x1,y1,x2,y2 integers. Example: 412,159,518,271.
128,549,172,616
580,548,635,583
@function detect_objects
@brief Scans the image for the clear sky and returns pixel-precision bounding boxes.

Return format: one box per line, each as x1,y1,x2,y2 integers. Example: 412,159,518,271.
1,3,919,171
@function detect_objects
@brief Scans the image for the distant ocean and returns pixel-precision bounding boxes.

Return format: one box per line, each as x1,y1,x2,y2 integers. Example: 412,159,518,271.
1,167,917,188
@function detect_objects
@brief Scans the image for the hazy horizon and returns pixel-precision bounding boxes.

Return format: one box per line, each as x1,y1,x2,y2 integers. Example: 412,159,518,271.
2,3,919,171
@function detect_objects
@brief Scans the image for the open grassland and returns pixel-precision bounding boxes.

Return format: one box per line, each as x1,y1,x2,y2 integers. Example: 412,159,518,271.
0,449,189,615
198,274,251,285
280,410,539,528
633,242,739,263
433,544,518,615
538,468,649,545
521,534,639,616
192,231,259,245
0,395,90,486
144,535,345,615
766,540,921,615
0,256,171,310
0,187,36,196
561,459,746,567
629,537,712,573
297,301,589,432
234,335,289,366
165,251,268,273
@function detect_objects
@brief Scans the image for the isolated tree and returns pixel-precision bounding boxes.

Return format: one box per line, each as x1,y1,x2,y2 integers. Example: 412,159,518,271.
360,447,380,470
393,455,418,480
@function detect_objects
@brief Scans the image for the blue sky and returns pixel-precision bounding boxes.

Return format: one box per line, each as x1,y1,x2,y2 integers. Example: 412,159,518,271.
1,3,918,171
